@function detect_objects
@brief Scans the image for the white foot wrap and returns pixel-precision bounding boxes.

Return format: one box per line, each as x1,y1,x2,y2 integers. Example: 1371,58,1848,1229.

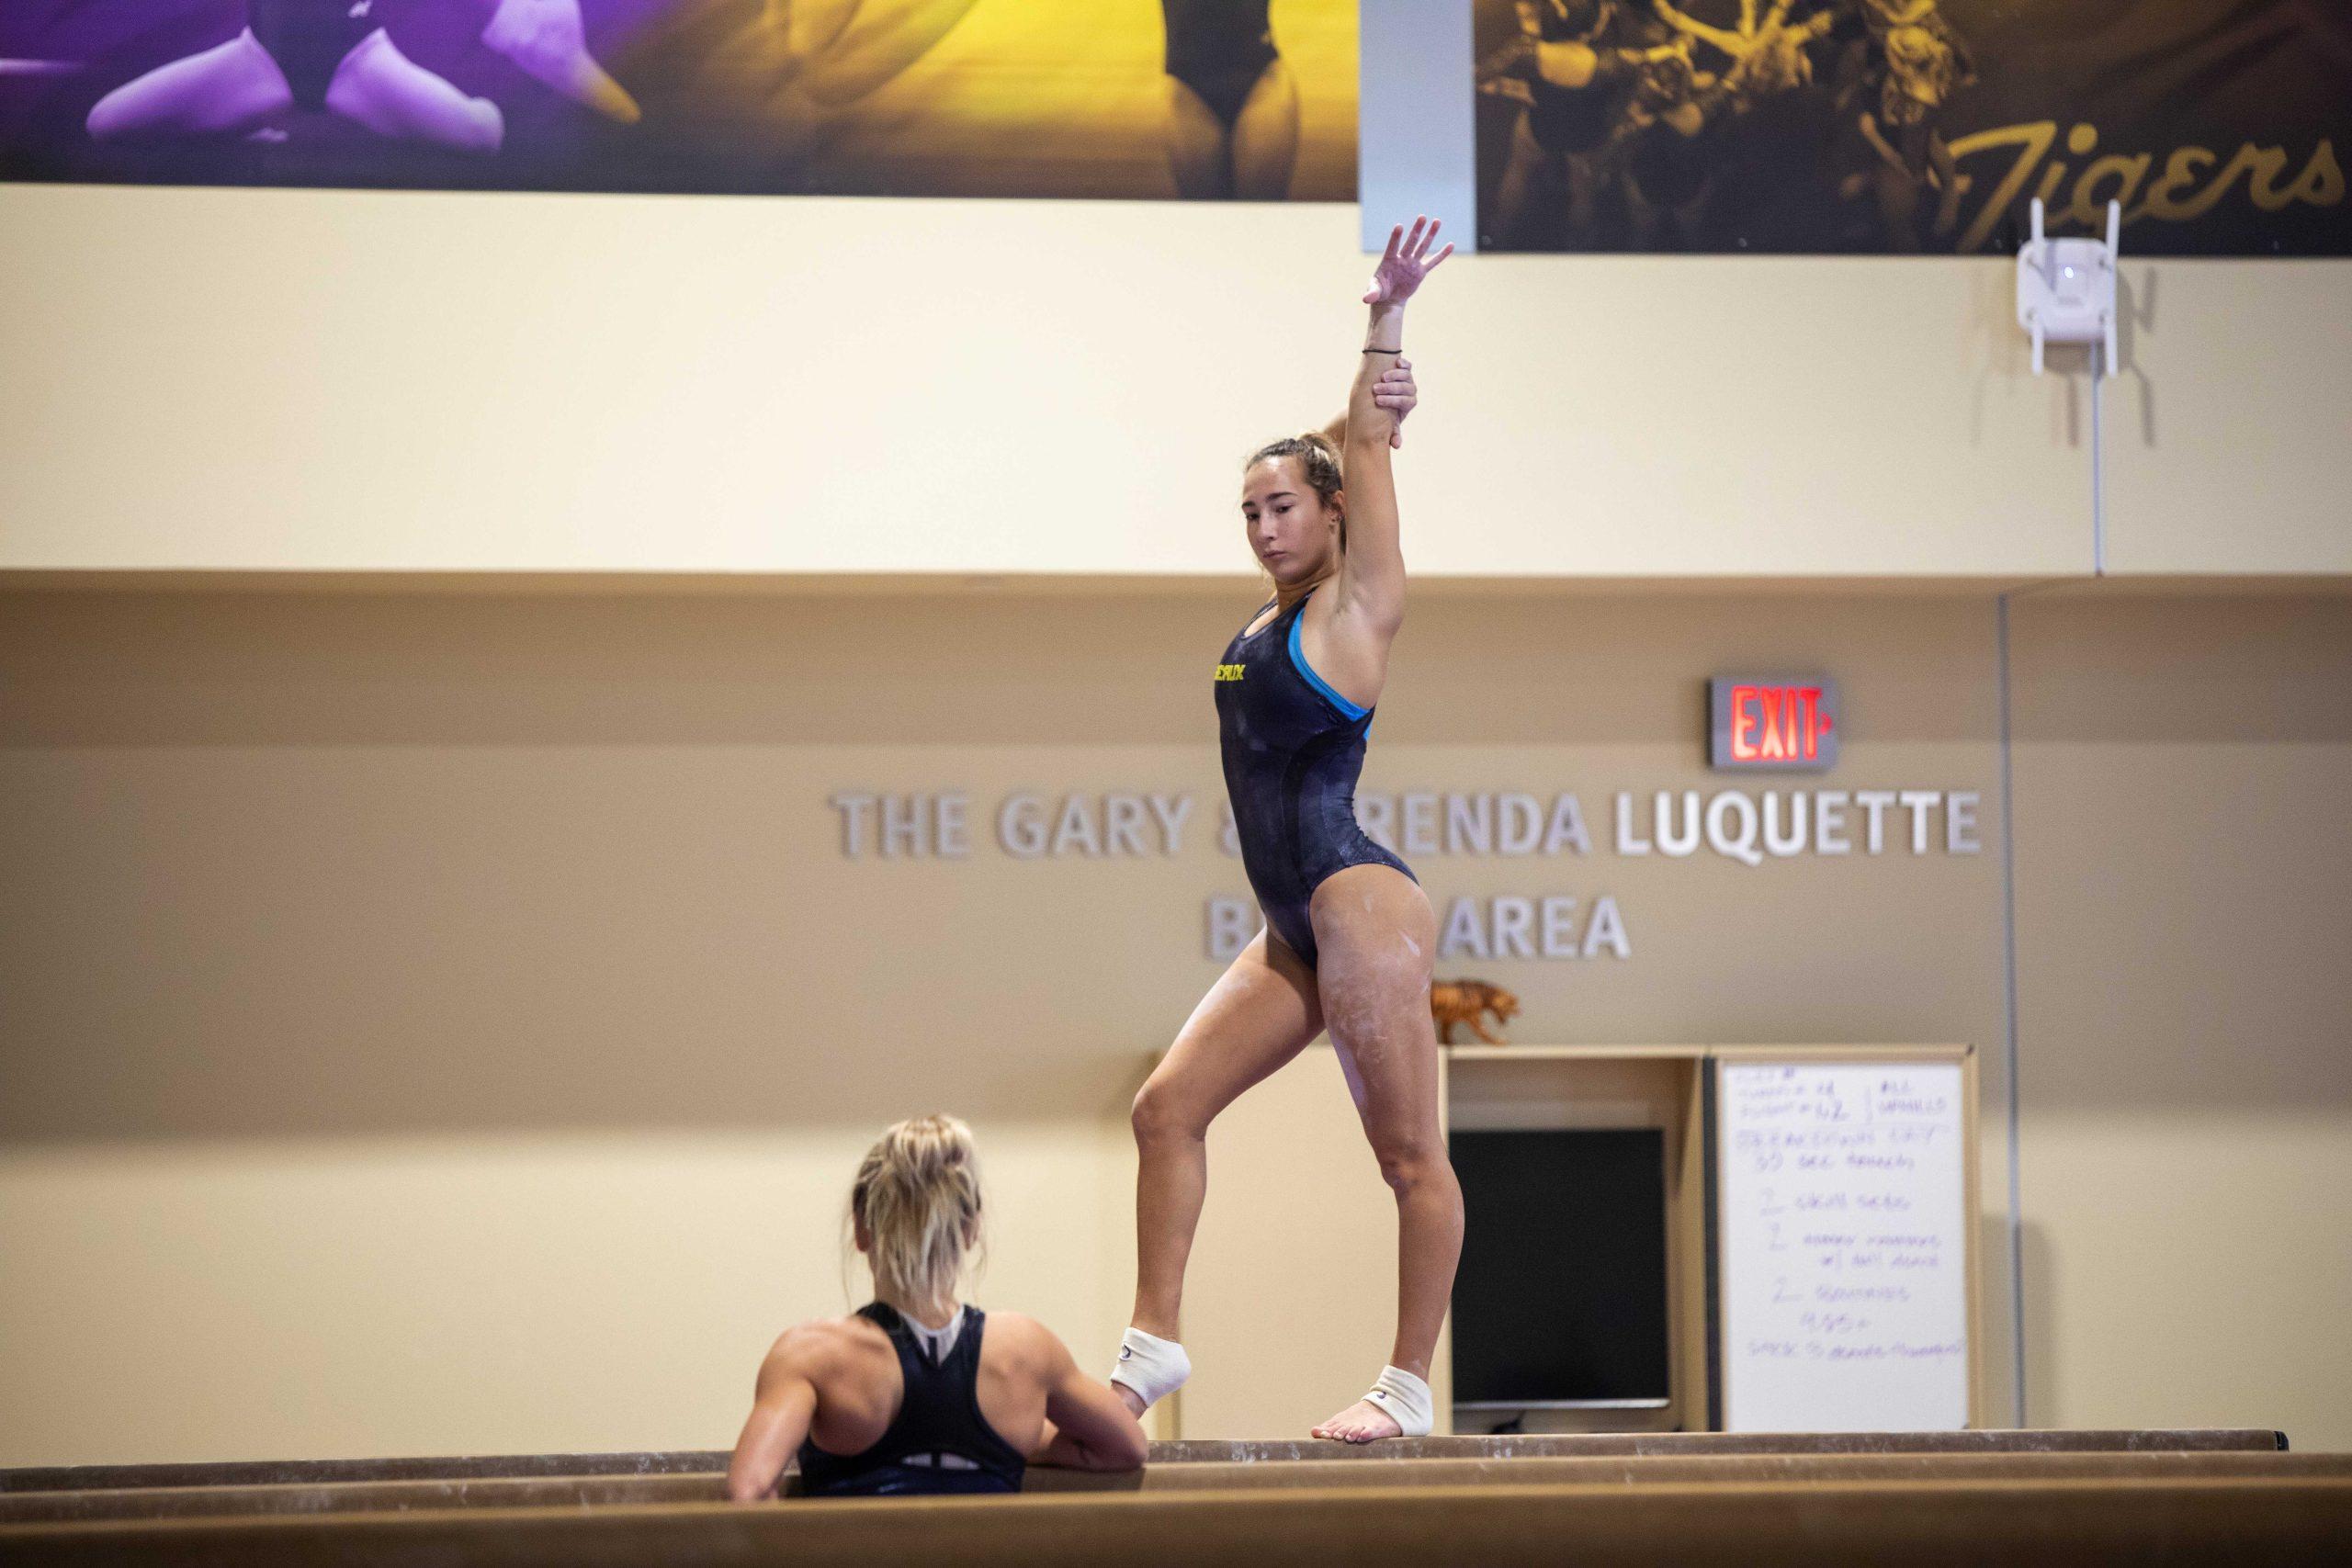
1362,1365,1434,1438
1109,1326,1191,1410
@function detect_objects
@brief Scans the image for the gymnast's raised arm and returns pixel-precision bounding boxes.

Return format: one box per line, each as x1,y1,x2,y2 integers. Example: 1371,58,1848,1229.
1320,357,1419,453
1334,217,1451,637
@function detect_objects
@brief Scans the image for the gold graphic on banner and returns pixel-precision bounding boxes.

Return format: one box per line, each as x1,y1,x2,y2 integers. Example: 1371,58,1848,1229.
1948,121,2344,254
1473,0,2347,254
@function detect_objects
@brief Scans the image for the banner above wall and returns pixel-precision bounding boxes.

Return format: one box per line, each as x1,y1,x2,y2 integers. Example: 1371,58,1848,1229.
1471,0,2348,255
0,0,1359,199
12,1,2329,251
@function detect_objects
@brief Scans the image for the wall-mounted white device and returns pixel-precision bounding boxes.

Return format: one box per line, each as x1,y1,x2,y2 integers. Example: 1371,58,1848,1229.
2016,197,2120,378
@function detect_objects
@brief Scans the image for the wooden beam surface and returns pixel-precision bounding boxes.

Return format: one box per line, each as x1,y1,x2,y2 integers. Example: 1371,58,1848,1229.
0,1428,2290,1495
4,1477,2348,1568
4,1451,2349,1525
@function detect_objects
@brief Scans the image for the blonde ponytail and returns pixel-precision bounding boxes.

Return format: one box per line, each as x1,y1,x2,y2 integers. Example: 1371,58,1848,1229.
848,1115,985,1314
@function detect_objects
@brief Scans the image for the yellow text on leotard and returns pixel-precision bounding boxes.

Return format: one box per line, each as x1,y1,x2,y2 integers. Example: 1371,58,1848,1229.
1215,663,1247,682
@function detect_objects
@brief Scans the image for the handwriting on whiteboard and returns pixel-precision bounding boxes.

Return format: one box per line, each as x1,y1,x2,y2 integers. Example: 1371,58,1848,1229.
1720,1062,1970,1429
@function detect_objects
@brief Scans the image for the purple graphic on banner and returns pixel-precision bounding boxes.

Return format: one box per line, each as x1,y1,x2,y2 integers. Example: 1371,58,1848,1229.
1,1,668,187
0,2,1362,200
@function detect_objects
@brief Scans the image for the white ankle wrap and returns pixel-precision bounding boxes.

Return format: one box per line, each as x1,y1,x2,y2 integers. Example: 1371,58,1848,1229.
1362,1365,1434,1438
1109,1326,1191,1410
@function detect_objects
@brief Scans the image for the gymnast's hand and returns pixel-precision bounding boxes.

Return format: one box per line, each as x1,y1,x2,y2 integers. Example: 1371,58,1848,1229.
1373,357,1417,450
1363,217,1454,310
1322,357,1418,451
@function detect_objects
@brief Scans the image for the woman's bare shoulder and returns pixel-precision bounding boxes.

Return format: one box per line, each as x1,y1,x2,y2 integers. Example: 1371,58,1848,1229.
978,1309,1069,1368
763,1314,888,1372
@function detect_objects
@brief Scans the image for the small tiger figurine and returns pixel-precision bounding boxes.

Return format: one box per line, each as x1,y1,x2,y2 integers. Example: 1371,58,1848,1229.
1430,979,1521,1045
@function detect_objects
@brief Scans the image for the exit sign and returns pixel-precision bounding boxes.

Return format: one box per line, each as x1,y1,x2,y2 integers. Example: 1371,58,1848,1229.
1711,678,1838,772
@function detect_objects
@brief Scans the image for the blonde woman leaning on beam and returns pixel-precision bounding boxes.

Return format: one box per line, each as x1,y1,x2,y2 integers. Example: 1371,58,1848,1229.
729,1116,1146,1499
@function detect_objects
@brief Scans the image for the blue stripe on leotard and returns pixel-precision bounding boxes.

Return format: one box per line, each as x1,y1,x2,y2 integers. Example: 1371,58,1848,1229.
1288,603,1370,722
1216,586,1414,969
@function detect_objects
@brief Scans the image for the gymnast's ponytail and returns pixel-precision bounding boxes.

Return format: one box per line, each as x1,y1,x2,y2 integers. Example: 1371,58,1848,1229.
848,1114,985,1314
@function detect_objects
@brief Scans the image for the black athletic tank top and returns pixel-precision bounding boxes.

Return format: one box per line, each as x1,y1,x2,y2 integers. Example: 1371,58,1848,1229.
1215,587,1413,968
796,1303,1025,1497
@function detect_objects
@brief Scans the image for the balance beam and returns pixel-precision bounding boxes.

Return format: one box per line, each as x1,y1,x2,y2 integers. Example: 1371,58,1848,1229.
4,1451,2348,1525
0,1428,2288,1495
5,1477,2348,1567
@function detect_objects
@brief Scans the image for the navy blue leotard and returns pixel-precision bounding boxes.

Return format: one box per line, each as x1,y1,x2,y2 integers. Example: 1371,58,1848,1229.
1216,586,1416,970
796,1303,1025,1497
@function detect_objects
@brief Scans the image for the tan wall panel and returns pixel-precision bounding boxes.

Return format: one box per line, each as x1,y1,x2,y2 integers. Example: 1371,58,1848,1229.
2010,591,2352,1450
0,586,2024,1461
11,584,2352,1456
2018,1111,2352,1450
0,1122,1129,1466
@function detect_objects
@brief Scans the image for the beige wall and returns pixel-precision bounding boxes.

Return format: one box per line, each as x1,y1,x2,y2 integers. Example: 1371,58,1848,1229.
1,186,2340,581
5,187,2333,582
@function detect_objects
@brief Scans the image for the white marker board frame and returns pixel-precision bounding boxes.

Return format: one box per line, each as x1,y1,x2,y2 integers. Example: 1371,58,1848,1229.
1712,1046,1981,1432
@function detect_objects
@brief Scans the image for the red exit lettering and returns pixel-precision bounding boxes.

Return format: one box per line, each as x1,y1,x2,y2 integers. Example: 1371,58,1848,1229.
1729,684,1834,763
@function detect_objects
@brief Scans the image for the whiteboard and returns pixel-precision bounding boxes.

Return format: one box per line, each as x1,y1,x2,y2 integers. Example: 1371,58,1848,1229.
1716,1060,1971,1431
